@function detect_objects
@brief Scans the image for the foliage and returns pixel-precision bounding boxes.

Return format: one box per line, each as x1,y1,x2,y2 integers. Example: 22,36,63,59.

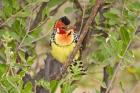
91,0,140,92
92,0,139,68
0,0,140,93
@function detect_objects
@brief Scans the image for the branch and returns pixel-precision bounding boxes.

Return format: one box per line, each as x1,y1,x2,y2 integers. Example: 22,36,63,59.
66,0,104,66
55,0,104,80
29,2,48,31
30,0,68,30
29,0,67,33
73,0,83,12
100,66,110,93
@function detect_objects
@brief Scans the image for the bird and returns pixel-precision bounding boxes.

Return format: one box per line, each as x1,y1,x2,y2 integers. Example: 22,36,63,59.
50,16,80,64
50,16,86,76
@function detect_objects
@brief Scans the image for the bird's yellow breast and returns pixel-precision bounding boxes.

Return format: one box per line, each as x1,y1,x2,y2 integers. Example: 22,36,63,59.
51,42,79,64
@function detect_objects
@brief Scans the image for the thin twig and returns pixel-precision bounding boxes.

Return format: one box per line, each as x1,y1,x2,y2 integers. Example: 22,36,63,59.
28,16,49,33
73,0,83,12
29,2,48,31
0,83,8,93
79,1,86,34
31,23,53,43
17,16,32,50
6,77,20,93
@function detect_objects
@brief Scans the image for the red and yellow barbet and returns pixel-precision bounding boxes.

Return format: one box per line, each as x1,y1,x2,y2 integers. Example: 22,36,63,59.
50,16,80,63
50,16,86,75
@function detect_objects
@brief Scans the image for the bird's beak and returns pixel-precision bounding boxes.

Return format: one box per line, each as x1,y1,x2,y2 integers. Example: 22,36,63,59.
67,31,71,36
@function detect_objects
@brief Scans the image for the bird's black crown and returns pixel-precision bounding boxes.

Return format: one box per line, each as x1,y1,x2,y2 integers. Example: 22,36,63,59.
60,16,70,25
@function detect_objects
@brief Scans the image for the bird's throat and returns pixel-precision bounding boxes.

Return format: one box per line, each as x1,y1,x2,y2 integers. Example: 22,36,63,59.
55,34,74,46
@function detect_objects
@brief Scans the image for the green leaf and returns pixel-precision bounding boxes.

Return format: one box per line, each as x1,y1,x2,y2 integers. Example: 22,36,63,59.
128,1,140,11
3,0,13,17
47,20,55,29
119,81,125,93
50,80,59,93
47,0,64,8
23,36,34,46
92,50,106,62
89,0,96,4
12,0,20,10
64,7,74,14
0,64,7,77
44,8,49,16
19,11,30,17
110,8,120,15
9,31,20,40
106,66,113,78
21,82,32,93
18,70,25,77
2,76,21,93
108,18,119,25
0,51,6,62
0,30,6,37
135,67,140,79
30,27,41,38
37,79,50,91
127,25,135,38
61,83,73,93
26,0,39,3
123,50,135,64
27,56,35,65
95,90,100,93
104,12,119,19
104,11,120,25
109,32,123,56
11,19,20,33
120,26,130,46
91,37,111,63
18,51,26,63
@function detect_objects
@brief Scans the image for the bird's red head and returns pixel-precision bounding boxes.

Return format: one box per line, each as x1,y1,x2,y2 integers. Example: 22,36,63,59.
54,16,70,34
54,21,66,34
